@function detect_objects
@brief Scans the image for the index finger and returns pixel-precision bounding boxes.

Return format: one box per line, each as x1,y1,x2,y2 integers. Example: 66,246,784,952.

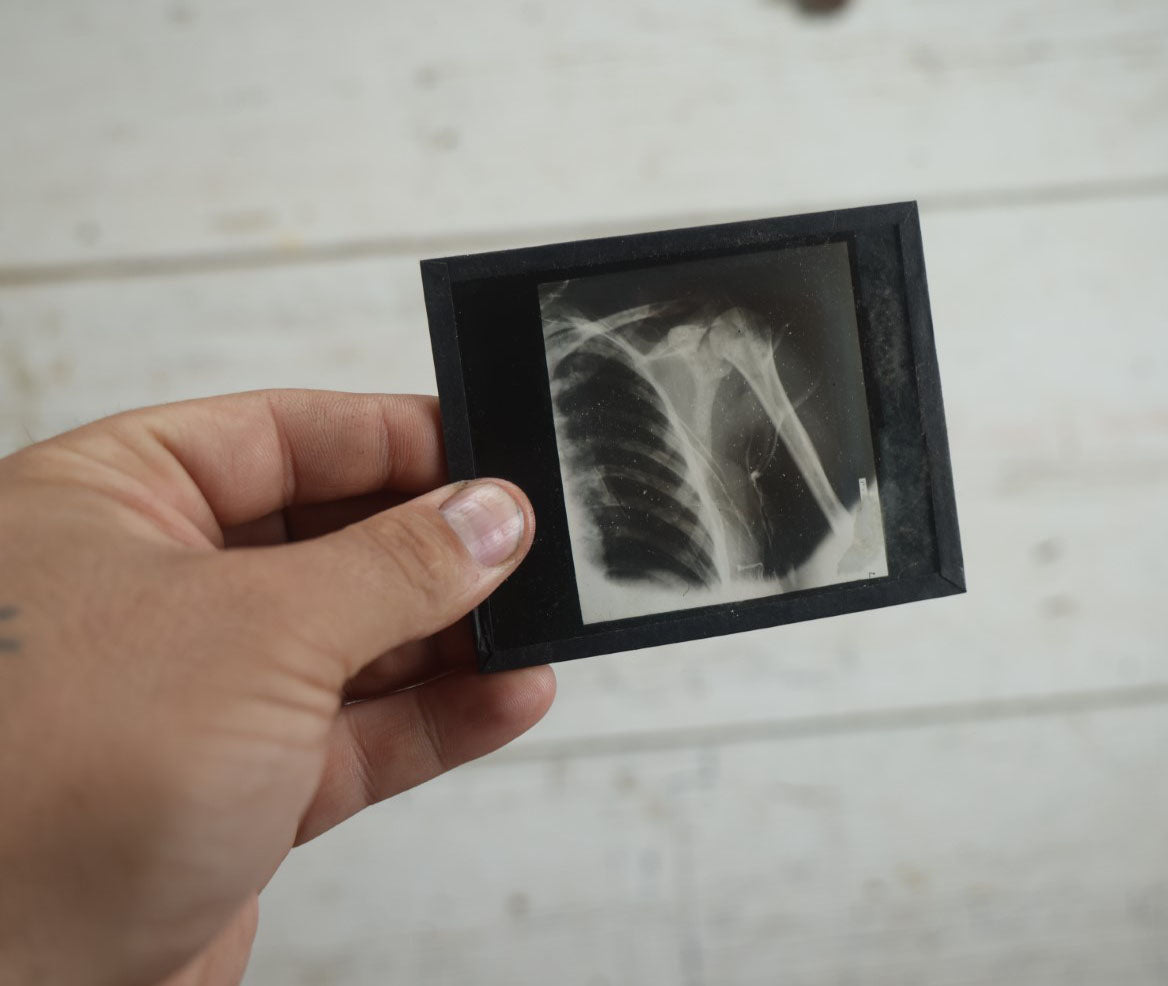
55,390,447,539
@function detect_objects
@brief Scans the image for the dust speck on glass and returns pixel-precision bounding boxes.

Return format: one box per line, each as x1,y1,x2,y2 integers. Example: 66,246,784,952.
538,242,888,624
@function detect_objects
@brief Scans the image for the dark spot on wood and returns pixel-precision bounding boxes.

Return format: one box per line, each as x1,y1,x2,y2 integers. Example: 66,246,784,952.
1031,537,1063,565
506,891,531,919
612,768,638,793
0,639,20,654
428,127,461,152
1040,594,1077,619
795,0,851,14
414,65,441,89
0,606,18,620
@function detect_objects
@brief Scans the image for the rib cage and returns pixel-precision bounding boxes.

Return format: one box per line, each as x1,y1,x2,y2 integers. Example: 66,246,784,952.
548,325,720,589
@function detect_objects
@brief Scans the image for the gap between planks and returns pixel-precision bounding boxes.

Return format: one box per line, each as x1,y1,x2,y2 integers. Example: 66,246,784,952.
485,681,1168,766
2,173,1167,289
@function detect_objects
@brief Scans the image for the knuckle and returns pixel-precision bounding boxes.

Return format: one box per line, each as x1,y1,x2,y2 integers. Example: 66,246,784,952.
410,687,454,775
360,510,464,610
343,713,381,808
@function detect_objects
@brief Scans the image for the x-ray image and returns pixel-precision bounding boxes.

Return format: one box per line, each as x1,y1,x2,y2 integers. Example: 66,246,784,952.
540,242,888,624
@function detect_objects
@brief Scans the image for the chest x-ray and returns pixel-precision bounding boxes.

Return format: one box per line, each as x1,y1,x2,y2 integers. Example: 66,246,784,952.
540,242,888,624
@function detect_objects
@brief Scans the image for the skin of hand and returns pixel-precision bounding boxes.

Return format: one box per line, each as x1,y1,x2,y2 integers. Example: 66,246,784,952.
0,390,556,986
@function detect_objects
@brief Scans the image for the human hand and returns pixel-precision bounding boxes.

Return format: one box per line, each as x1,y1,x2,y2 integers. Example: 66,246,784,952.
0,391,555,986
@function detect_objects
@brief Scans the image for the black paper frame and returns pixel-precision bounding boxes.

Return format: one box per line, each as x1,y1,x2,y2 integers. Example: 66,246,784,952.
422,202,964,671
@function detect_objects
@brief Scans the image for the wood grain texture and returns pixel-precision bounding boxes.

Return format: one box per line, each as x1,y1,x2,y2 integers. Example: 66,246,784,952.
1,0,1166,267
250,705,1168,985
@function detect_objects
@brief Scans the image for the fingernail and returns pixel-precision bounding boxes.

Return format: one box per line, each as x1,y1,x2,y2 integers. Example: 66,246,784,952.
440,482,525,567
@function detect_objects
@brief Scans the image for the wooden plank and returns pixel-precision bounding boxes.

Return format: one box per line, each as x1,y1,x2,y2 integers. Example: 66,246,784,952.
1,0,1166,267
0,255,433,448
246,704,1168,985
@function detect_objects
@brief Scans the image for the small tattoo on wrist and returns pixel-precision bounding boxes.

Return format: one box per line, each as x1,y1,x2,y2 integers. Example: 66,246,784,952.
0,605,20,653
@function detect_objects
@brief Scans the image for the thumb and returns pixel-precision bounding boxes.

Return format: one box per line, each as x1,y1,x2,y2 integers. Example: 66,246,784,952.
236,479,534,680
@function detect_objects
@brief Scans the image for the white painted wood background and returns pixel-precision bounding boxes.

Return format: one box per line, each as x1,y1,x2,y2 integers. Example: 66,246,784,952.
2,1,1166,983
